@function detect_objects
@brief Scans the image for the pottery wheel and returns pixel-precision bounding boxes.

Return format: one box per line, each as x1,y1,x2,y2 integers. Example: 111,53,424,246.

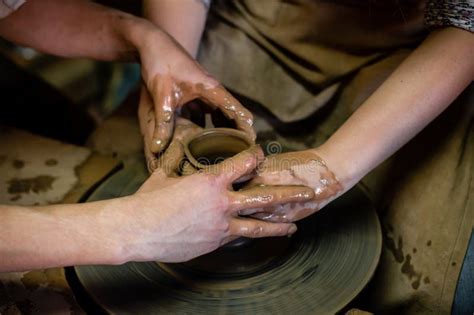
73,163,382,314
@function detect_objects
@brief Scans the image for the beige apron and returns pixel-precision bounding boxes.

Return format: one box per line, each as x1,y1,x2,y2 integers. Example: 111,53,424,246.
197,0,474,313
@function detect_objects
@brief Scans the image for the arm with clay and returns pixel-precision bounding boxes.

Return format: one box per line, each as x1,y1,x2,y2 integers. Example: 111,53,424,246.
140,0,249,166
250,27,474,222
0,0,254,158
0,0,318,272
0,146,315,272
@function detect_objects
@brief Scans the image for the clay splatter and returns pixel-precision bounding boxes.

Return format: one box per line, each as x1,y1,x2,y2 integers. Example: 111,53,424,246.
45,159,58,166
9,195,21,201
401,254,423,290
385,234,404,263
8,175,56,194
412,278,421,290
385,227,425,290
387,224,394,233
12,159,25,169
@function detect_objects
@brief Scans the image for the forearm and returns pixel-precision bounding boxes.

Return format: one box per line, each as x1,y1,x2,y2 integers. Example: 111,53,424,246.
0,0,160,61
0,198,131,272
318,27,474,189
144,0,208,57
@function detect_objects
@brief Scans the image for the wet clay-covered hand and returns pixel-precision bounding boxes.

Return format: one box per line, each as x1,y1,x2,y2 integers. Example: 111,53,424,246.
151,116,202,175
244,150,343,223
124,146,314,263
139,87,203,173
138,40,255,155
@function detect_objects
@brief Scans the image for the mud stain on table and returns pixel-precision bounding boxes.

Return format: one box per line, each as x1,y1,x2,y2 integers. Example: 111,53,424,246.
8,175,56,194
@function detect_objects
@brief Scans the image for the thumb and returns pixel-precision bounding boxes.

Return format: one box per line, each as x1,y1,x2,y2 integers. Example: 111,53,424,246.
149,79,178,154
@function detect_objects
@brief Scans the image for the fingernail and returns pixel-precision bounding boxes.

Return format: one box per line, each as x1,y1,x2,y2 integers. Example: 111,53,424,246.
151,139,163,153
303,189,315,199
288,225,297,235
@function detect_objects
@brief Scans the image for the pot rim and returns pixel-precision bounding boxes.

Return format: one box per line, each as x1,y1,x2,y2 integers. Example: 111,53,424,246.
184,128,254,169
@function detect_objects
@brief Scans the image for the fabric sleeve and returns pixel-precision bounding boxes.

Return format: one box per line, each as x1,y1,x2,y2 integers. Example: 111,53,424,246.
425,0,474,32
0,0,25,19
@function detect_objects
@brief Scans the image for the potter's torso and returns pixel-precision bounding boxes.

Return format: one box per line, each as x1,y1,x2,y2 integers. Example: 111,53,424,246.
199,0,470,122
210,0,430,87
213,0,428,54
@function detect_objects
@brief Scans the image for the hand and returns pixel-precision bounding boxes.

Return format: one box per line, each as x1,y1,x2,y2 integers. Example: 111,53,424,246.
137,30,255,155
139,87,203,173
121,146,315,263
244,149,343,223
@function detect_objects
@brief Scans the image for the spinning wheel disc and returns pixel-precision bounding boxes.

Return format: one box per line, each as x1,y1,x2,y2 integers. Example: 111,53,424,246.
74,164,381,314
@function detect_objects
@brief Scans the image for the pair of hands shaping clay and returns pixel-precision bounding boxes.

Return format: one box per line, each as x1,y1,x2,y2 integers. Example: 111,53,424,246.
138,80,342,225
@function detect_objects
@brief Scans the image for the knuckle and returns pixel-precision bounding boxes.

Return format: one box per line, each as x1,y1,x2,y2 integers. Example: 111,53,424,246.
202,171,223,186
216,196,231,213
208,78,220,87
218,219,231,234
251,225,264,236
147,160,158,173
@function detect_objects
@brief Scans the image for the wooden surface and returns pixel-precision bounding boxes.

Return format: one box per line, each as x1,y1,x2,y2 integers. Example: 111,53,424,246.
0,127,91,206
0,127,120,314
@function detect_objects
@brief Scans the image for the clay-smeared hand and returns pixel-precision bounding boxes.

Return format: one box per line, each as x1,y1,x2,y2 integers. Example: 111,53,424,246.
139,87,203,173
138,41,254,155
244,150,343,223
125,146,314,263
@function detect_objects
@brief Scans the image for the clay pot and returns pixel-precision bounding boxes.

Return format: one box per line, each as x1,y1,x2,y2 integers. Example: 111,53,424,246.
183,128,255,248
183,128,254,174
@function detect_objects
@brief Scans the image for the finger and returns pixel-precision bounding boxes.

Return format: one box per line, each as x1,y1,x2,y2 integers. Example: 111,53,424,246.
210,145,264,184
145,141,159,173
229,217,297,238
138,86,159,173
249,172,307,187
199,85,256,141
181,160,198,176
154,117,202,177
250,201,317,223
156,141,185,177
228,185,315,213
149,79,178,153
174,117,203,143
155,118,202,177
